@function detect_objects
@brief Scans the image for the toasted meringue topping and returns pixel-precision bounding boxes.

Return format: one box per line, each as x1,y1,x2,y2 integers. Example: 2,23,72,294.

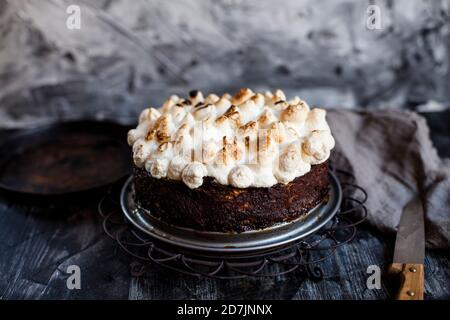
281,102,309,124
205,93,220,104
167,156,188,180
129,88,334,189
182,162,207,189
147,158,169,179
232,88,254,105
302,130,335,165
228,165,254,188
258,107,277,128
139,107,161,124
161,96,178,113
273,89,286,102
239,121,258,137
189,90,204,105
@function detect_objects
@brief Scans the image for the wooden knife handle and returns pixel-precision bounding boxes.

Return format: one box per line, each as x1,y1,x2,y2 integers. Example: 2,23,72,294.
389,263,424,300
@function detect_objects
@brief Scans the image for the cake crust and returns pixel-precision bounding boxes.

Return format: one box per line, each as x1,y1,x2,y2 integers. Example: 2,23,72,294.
134,162,329,233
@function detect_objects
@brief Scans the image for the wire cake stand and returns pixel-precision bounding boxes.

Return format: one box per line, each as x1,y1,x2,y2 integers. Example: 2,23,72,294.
99,168,367,280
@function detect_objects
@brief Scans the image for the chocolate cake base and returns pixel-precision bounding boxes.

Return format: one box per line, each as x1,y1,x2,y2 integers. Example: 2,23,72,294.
133,162,329,233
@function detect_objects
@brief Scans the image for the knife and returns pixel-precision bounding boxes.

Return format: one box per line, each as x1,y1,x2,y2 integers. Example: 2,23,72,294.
389,195,425,300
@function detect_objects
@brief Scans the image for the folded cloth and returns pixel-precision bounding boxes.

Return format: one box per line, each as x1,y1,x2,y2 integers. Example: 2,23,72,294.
328,109,450,249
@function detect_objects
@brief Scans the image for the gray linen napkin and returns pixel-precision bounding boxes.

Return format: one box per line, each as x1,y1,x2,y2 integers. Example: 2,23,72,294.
328,109,450,249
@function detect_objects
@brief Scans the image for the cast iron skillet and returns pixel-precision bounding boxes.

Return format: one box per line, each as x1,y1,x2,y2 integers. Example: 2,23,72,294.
0,120,132,198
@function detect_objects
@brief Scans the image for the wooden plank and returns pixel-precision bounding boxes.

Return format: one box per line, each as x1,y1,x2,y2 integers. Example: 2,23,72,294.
1,194,449,300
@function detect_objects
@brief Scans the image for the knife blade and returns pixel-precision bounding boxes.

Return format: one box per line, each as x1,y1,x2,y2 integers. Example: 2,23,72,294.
393,195,425,264
390,195,425,300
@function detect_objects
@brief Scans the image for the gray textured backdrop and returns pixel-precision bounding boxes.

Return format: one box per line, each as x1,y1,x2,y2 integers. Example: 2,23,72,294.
0,0,449,128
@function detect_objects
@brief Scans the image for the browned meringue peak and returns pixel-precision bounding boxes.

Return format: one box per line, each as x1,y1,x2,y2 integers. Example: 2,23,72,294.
274,89,286,101
221,92,232,100
238,99,256,114
205,93,220,104
250,93,265,108
139,107,161,124
161,95,179,112
281,101,309,123
232,88,254,105
132,139,154,168
306,108,330,132
239,122,258,154
263,89,286,106
168,105,187,125
127,121,150,146
238,120,258,137
222,105,241,122
193,103,215,120
157,141,172,154
188,90,204,106
272,100,290,112
268,121,288,144
173,122,190,140
214,97,232,116
216,136,243,166
129,88,335,189
175,98,193,106
145,114,173,143
264,90,274,99
288,96,301,105
258,107,277,128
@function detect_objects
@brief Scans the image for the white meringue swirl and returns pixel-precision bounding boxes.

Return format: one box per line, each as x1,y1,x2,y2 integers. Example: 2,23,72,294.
228,165,254,188
181,162,208,189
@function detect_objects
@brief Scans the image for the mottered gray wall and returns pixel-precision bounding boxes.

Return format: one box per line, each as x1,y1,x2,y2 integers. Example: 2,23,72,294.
0,0,449,127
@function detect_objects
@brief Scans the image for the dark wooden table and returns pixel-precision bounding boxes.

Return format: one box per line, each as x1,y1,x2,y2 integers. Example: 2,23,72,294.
1,112,449,300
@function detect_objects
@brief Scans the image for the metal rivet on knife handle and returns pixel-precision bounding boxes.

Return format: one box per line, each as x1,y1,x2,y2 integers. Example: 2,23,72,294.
392,196,425,300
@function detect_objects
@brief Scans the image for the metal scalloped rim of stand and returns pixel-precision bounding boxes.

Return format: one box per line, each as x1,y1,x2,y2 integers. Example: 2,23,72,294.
119,172,342,253
99,167,368,280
